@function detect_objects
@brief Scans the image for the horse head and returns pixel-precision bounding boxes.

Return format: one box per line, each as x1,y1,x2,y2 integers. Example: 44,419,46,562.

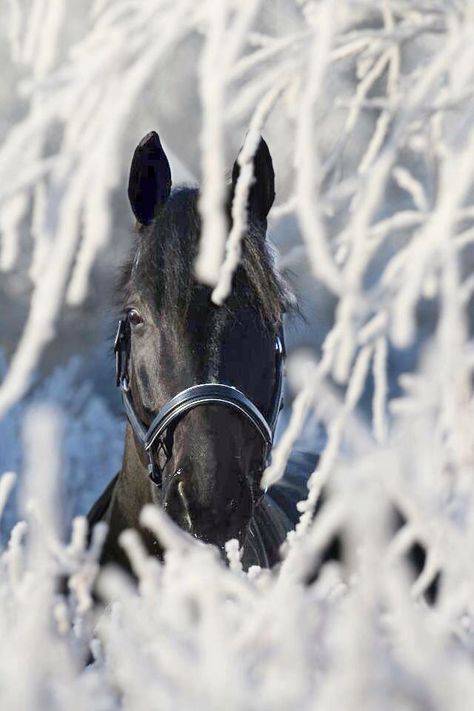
118,131,290,552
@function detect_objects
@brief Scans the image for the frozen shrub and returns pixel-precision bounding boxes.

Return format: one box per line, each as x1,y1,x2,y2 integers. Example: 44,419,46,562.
1,1,474,709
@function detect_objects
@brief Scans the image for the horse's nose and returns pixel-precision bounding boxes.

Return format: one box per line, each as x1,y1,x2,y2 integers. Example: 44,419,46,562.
163,470,193,533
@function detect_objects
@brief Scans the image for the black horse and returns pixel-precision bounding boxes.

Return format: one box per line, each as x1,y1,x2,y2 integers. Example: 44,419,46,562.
87,132,315,573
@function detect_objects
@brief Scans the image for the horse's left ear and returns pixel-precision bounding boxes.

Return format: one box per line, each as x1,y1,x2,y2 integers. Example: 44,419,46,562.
128,131,172,225
231,136,275,224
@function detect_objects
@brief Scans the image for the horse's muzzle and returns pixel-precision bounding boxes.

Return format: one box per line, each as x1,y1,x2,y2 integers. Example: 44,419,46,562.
162,467,252,547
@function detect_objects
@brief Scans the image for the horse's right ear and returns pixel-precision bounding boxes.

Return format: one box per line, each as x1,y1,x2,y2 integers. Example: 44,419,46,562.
231,136,275,224
128,131,172,225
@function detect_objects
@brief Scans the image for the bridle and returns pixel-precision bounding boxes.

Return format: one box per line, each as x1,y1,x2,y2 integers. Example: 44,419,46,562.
114,317,285,497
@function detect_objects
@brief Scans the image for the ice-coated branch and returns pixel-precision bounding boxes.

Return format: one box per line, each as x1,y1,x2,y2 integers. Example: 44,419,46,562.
294,2,342,296
212,79,287,305
194,1,233,287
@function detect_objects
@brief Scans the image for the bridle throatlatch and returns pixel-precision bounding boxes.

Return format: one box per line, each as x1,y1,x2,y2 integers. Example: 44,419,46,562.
114,318,285,497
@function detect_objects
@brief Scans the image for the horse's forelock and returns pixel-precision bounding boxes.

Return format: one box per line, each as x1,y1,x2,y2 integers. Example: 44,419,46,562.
120,186,292,331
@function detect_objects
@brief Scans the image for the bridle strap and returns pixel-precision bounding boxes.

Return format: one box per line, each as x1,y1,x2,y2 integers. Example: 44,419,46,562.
268,335,284,433
145,384,272,451
120,383,272,451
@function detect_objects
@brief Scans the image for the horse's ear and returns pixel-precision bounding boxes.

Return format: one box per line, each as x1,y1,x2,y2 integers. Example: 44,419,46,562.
231,136,275,224
128,131,172,225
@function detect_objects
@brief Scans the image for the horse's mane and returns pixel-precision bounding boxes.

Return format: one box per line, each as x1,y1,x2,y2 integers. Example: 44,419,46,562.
119,187,293,332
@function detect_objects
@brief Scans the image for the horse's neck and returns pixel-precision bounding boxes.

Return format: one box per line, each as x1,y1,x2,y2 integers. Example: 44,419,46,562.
99,427,158,568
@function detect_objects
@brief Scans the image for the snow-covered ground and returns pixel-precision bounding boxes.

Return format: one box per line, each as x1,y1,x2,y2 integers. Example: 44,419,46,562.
1,1,474,709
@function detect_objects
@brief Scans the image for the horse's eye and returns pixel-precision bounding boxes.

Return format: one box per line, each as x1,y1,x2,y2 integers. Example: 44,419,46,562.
127,308,143,327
